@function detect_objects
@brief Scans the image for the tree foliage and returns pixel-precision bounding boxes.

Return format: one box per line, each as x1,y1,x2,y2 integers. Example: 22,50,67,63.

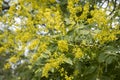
0,0,120,80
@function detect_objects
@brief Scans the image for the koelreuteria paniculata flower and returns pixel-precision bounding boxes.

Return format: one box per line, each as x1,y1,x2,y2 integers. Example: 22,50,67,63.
0,0,119,80
58,40,68,52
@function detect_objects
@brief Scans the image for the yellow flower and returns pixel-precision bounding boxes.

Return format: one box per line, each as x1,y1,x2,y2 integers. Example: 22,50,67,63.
42,61,60,77
9,56,18,63
39,43,47,52
83,3,89,11
32,54,38,61
4,63,11,69
65,75,73,80
58,40,68,52
73,47,83,58
42,54,65,77
20,32,32,42
0,47,5,53
29,39,39,50
74,69,79,76
30,52,42,63
88,9,107,27
42,63,51,78
95,30,117,44
49,0,56,3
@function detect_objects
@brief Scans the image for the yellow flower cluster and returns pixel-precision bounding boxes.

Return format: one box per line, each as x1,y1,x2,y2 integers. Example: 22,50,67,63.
0,47,5,53
59,67,73,80
87,9,107,27
79,3,90,20
49,0,56,3
4,63,11,70
39,0,47,3
65,75,73,80
95,30,117,44
18,32,33,43
39,43,48,53
67,0,81,14
30,42,48,63
74,69,79,76
31,53,39,62
30,52,42,63
73,47,83,58
59,67,64,76
9,55,18,63
42,63,52,78
67,0,89,22
36,6,65,34
58,40,68,52
29,39,39,50
42,54,65,77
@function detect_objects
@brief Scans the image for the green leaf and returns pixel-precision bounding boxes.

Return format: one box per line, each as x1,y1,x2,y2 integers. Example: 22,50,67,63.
98,53,108,63
64,58,73,65
65,18,70,25
105,56,118,64
50,68,55,73
85,73,97,80
100,76,111,80
0,76,4,80
35,57,47,66
41,53,49,58
79,30,90,35
78,24,86,29
105,56,113,64
84,66,97,75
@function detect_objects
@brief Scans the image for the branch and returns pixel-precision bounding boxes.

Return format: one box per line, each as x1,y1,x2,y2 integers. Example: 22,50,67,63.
109,0,117,15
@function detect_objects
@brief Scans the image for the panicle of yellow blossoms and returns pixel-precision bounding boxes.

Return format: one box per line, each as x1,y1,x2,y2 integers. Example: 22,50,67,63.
74,69,79,76
17,32,33,43
42,54,66,77
49,0,56,3
42,63,51,78
95,30,117,44
59,67,73,80
87,9,108,27
39,0,47,3
58,40,68,52
28,39,39,50
42,7,65,34
4,63,11,70
64,70,73,80
67,0,90,23
65,75,73,80
30,42,48,63
73,47,83,58
39,43,48,53
79,2,89,20
30,52,42,63
31,53,39,62
0,47,5,53
9,55,18,63
59,67,64,77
